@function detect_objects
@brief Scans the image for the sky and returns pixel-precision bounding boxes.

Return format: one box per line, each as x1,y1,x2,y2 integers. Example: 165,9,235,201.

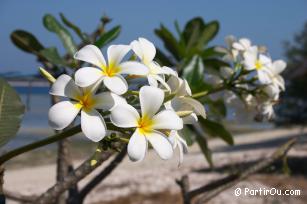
0,0,306,75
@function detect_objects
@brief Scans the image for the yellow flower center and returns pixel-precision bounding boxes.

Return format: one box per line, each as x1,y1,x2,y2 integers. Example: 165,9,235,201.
75,93,96,111
100,62,120,77
255,60,263,70
137,115,154,134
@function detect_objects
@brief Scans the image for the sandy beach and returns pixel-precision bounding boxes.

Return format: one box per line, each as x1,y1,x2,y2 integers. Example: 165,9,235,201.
3,127,307,204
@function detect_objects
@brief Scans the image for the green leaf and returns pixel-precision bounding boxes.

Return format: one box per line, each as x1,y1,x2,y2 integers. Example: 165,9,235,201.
182,17,205,44
95,26,121,48
197,21,219,49
182,17,205,54
40,47,67,66
59,13,88,42
195,133,213,167
203,58,230,70
43,14,77,55
202,46,224,58
182,56,205,92
199,118,234,145
0,78,25,147
155,48,174,67
10,30,44,54
155,24,183,61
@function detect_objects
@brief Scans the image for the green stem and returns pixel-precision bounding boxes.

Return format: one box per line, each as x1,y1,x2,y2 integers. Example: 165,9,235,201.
192,85,226,99
0,125,81,164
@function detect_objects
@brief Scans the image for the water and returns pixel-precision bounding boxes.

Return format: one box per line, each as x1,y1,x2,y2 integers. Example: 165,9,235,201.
16,86,51,128
2,86,56,150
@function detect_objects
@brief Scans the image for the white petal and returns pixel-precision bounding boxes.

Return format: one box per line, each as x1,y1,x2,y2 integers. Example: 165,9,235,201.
74,45,106,68
93,92,126,110
81,109,106,142
154,75,171,91
243,49,257,70
119,61,149,75
258,70,272,84
274,75,285,91
140,86,164,117
161,66,178,76
178,135,188,166
75,67,103,87
167,75,180,93
180,97,206,119
177,79,192,96
232,42,245,50
103,75,128,95
272,60,286,75
146,131,173,160
131,38,156,64
182,113,198,124
107,45,131,66
48,101,80,130
148,75,158,87
49,74,81,99
259,54,272,65
127,130,147,161
110,104,139,128
168,131,178,148
152,110,183,130
239,38,251,49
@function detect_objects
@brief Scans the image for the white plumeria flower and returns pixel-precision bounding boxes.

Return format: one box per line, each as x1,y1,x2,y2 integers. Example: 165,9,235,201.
259,102,275,119
232,38,252,51
263,60,286,101
48,74,126,142
165,76,206,124
243,46,273,84
110,86,183,161
130,38,173,90
269,60,286,91
74,44,149,95
168,130,188,166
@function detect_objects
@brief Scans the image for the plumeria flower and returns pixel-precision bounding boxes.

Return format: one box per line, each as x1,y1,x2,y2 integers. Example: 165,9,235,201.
215,35,239,61
232,38,252,51
243,46,273,84
130,38,174,90
110,86,183,161
165,76,206,124
74,44,149,95
48,74,126,142
269,60,286,91
262,60,286,100
168,130,188,166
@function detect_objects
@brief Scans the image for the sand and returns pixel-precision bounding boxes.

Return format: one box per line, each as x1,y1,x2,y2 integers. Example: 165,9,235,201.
4,126,307,204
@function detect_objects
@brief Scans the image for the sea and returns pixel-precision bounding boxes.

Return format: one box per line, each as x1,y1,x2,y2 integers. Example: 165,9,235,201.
2,86,71,151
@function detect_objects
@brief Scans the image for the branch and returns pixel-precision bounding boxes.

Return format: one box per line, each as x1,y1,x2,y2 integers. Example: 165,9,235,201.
71,146,127,203
193,138,297,204
0,125,81,165
34,144,124,204
176,175,191,204
176,138,296,204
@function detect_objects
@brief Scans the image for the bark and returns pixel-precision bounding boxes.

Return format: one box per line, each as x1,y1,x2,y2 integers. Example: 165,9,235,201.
34,148,118,204
69,147,127,204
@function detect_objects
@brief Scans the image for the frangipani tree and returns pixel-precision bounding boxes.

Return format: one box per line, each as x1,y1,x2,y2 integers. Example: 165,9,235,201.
0,15,288,204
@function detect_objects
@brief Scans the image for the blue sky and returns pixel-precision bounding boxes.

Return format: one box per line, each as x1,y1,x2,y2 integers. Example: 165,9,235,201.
0,0,306,75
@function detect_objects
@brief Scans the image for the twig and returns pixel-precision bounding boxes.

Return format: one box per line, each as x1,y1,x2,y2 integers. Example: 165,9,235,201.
70,146,127,203
176,175,191,204
192,138,296,204
176,138,296,204
34,144,124,204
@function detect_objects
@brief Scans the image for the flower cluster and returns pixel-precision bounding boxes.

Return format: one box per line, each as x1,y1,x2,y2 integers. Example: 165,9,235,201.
216,36,287,120
48,38,206,165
